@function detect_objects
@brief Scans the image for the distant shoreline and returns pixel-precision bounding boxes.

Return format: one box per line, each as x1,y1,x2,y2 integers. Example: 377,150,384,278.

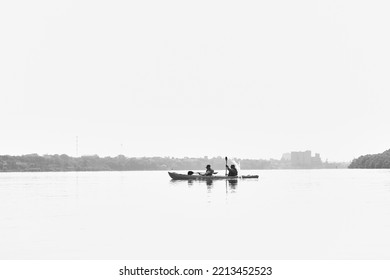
0,168,350,173
0,154,348,172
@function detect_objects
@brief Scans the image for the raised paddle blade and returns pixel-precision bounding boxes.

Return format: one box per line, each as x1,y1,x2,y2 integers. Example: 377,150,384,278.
225,157,228,175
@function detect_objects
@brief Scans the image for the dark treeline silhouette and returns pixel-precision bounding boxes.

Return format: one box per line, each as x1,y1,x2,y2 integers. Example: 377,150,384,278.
349,149,390,168
0,154,273,172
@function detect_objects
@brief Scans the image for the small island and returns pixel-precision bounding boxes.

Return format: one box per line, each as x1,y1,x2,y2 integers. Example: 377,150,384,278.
349,149,390,168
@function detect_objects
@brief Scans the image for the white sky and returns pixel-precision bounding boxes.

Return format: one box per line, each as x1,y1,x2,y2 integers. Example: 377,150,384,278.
1,0,390,161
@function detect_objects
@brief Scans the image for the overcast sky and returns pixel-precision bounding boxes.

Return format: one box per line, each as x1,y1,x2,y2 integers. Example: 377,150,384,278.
1,0,390,161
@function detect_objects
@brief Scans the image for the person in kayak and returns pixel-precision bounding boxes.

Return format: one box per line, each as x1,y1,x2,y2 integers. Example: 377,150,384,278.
226,164,238,176
203,164,215,176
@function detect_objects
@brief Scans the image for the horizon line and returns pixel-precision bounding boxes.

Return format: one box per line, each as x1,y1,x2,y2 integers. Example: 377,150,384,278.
0,153,352,163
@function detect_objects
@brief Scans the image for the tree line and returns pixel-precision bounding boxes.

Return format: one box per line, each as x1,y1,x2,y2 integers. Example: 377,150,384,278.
0,153,347,172
349,149,390,168
0,154,272,172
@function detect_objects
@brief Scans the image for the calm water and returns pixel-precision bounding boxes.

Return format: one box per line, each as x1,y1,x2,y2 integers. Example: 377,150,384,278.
1,169,390,259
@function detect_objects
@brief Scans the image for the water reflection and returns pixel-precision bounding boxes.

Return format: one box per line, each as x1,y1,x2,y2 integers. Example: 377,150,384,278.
185,179,214,191
205,180,214,195
227,179,238,192
170,179,239,194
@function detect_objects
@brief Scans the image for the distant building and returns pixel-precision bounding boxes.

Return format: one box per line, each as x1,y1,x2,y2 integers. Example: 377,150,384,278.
289,150,323,168
291,150,311,167
312,153,322,167
281,153,291,161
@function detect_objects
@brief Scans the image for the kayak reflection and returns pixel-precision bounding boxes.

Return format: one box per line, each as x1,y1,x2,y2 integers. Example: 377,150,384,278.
228,179,238,191
170,178,238,193
185,179,214,189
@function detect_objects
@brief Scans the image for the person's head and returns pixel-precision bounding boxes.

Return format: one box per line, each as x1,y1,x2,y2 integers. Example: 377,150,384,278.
231,165,236,169
206,164,211,169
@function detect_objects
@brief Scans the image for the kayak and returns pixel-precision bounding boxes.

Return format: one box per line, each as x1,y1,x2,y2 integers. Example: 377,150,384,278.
168,172,259,180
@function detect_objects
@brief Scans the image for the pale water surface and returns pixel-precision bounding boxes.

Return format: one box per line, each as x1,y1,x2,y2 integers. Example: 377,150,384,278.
1,169,390,259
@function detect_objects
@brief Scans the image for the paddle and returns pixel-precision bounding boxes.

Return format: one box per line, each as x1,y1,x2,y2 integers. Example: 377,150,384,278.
225,156,228,196
197,172,218,175
225,156,228,176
